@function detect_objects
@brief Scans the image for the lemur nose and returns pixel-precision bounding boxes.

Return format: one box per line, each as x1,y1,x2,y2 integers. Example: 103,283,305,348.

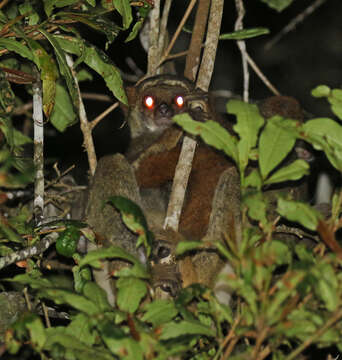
158,102,173,116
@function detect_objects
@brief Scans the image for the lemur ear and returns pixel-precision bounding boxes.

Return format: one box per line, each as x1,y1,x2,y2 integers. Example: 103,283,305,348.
120,86,137,116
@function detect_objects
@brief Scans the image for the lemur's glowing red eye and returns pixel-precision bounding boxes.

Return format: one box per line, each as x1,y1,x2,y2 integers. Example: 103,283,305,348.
144,95,155,109
175,95,184,108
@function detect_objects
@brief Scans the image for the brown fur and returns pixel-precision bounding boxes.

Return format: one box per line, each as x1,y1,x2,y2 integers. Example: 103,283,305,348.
135,135,233,240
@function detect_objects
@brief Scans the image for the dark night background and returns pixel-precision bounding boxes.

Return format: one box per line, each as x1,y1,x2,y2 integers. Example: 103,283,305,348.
45,0,342,183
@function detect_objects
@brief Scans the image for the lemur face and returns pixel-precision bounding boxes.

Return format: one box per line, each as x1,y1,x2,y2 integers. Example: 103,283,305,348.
127,75,212,138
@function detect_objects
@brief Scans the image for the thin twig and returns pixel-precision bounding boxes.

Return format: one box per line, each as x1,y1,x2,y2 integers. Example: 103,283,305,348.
13,93,112,117
0,232,59,270
66,54,97,175
256,346,272,360
265,0,327,50
158,0,197,68
219,316,241,359
274,224,319,241
234,0,249,102
81,93,112,102
245,52,280,95
0,0,9,9
33,72,44,225
23,287,32,311
125,57,144,78
42,302,51,328
45,164,76,190
90,102,119,130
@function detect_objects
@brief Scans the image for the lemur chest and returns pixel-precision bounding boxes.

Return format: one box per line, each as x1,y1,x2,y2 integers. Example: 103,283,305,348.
135,142,233,239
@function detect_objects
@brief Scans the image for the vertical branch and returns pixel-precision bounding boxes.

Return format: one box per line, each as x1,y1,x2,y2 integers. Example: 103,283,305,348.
66,55,97,176
32,73,44,225
163,138,197,231
234,0,249,102
164,0,223,232
184,0,210,81
197,0,224,91
164,0,205,232
158,0,172,52
147,0,160,75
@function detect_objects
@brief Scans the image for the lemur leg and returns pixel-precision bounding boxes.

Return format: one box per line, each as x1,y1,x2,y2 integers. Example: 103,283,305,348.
85,154,145,305
193,166,241,304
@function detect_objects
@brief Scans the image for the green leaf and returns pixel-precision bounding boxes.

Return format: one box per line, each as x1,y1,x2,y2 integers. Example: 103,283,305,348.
160,320,215,340
113,0,132,29
19,3,40,25
107,196,148,233
259,116,296,179
44,331,114,360
58,11,120,45
312,85,331,98
39,289,99,315
267,271,304,324
99,321,143,360
282,309,318,338
0,73,15,114
116,277,147,313
295,243,315,263
25,315,46,350
264,159,309,185
56,36,127,104
243,191,267,225
7,273,53,289
107,196,152,256
73,264,92,293
44,0,79,17
38,29,79,110
311,86,342,120
312,263,338,311
0,39,33,61
261,240,292,266
50,83,77,132
26,38,59,117
79,247,149,279
329,89,342,121
125,19,143,42
244,169,262,189
175,241,202,255
0,215,23,243
260,0,294,12
135,0,153,18
316,277,338,312
66,313,96,346
173,113,238,162
277,198,321,231
142,299,178,326
303,118,342,171
56,225,80,257
0,117,31,149
82,281,112,312
227,99,264,174
219,27,270,40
